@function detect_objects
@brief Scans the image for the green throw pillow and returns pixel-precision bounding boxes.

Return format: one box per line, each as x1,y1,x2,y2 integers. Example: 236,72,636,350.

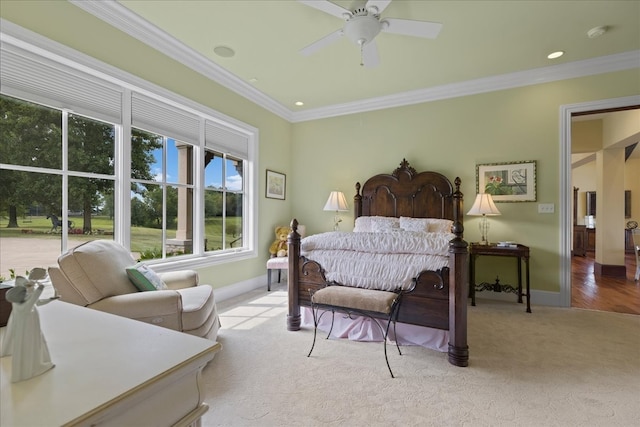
126,263,167,291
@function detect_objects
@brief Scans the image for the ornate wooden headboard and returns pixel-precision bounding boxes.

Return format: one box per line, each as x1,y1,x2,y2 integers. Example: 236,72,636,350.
354,159,462,222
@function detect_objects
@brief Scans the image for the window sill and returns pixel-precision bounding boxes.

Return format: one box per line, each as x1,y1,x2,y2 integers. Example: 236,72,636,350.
147,249,257,273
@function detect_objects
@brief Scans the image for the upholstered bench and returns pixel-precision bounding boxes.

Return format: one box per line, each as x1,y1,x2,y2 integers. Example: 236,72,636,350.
266,257,288,291
308,285,403,378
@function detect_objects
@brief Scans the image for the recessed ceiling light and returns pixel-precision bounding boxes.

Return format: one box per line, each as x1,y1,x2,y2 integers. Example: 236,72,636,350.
295,101,304,106
547,51,564,59
213,45,235,58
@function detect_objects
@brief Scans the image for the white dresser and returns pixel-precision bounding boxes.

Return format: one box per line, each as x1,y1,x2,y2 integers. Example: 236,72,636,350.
1,301,221,426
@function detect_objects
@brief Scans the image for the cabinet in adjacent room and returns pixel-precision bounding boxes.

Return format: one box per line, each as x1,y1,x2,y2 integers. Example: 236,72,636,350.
586,228,596,252
573,225,587,256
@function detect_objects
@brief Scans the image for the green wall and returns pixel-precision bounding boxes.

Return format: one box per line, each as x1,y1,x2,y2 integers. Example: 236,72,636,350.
0,1,292,289
291,70,639,292
2,1,639,296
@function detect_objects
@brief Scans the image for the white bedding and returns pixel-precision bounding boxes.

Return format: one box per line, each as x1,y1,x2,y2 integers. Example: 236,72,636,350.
300,230,454,291
300,306,449,351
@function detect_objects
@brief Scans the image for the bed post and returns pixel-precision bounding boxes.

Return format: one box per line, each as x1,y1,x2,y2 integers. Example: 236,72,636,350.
448,177,469,367
287,218,301,331
354,182,362,219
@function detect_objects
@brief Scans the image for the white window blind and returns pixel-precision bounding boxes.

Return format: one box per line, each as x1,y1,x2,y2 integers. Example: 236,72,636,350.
0,44,122,124
131,93,200,145
205,120,249,158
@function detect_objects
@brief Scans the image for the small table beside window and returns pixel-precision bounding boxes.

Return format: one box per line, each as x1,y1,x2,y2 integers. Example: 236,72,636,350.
469,243,531,313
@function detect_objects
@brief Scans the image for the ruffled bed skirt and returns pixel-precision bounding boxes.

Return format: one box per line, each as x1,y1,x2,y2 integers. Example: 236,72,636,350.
300,306,448,352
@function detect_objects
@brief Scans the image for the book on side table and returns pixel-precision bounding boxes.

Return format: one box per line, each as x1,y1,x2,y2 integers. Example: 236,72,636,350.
496,241,518,248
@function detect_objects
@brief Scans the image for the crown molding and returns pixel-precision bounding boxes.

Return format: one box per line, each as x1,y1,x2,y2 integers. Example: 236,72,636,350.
69,0,294,122
291,50,640,122
0,18,259,136
24,2,640,123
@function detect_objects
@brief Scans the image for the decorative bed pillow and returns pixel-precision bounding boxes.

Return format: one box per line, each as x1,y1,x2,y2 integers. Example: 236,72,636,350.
399,217,430,233
126,263,167,291
427,218,454,233
354,216,400,233
370,216,401,233
399,217,453,233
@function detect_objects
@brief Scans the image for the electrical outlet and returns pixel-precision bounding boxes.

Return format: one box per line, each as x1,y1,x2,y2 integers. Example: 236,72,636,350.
538,203,555,214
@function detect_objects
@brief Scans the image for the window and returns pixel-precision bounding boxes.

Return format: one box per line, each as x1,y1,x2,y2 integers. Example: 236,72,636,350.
130,130,197,260
0,95,116,275
0,28,257,278
204,150,244,251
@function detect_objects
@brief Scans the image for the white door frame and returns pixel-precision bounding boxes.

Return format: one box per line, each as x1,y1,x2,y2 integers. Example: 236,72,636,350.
559,95,640,307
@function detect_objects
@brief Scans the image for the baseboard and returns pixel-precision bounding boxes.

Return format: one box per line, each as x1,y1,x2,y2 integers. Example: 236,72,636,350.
214,275,270,303
473,289,562,308
594,263,626,278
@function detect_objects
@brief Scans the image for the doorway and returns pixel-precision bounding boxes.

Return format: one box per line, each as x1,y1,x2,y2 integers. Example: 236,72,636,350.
562,97,640,314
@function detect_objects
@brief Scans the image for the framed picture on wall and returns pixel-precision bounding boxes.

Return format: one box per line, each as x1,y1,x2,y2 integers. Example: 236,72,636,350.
625,190,631,218
265,169,286,200
587,190,632,218
586,191,596,216
476,160,537,202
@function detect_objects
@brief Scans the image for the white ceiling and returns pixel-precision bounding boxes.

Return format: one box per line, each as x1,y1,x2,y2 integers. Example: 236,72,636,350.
74,0,639,122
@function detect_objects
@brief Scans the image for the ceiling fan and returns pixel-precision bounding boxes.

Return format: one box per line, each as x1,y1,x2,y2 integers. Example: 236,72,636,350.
298,0,442,68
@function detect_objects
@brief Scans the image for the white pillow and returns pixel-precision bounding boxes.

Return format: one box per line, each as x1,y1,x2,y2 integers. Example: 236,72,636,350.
370,216,401,233
399,217,453,233
399,217,429,233
354,216,400,232
353,216,374,233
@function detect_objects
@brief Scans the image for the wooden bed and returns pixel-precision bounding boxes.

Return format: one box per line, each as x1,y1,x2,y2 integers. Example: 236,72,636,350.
286,159,469,367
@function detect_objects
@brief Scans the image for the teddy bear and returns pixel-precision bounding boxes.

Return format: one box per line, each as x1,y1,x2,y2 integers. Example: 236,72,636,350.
269,226,290,258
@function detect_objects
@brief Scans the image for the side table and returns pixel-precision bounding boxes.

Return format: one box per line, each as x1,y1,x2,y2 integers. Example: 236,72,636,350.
469,243,531,313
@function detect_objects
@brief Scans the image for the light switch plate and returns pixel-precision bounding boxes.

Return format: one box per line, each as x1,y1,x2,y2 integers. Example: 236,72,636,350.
538,203,555,213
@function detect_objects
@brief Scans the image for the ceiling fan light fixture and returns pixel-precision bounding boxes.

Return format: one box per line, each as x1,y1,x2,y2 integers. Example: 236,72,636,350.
298,0,443,66
366,5,380,15
344,15,382,46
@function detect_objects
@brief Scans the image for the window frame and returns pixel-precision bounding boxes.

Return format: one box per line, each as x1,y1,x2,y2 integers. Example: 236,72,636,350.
0,22,259,271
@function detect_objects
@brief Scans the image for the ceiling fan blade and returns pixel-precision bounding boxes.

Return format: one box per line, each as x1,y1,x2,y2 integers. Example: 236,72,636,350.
365,0,392,14
300,29,344,56
382,18,443,39
362,40,380,68
297,0,351,19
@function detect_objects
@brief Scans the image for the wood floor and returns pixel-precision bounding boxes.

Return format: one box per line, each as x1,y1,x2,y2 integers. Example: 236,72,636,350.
571,251,640,315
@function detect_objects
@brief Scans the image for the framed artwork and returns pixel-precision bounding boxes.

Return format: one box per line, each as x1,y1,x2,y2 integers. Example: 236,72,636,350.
587,190,632,218
476,160,537,202
265,169,286,200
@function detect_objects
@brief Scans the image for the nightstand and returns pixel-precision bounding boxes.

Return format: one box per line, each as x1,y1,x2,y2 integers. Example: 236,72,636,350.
469,243,531,313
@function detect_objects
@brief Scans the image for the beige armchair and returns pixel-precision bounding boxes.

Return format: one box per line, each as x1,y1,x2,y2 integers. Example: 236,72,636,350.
48,240,220,341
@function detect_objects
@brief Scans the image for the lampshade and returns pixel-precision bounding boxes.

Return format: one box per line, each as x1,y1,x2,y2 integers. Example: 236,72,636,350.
467,193,501,245
467,193,501,216
323,191,349,212
324,191,349,231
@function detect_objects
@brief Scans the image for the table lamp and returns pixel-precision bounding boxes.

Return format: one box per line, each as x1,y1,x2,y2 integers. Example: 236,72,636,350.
467,193,501,245
323,191,349,231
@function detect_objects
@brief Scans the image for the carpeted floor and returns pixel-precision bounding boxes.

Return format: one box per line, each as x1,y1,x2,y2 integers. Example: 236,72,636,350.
200,283,640,426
